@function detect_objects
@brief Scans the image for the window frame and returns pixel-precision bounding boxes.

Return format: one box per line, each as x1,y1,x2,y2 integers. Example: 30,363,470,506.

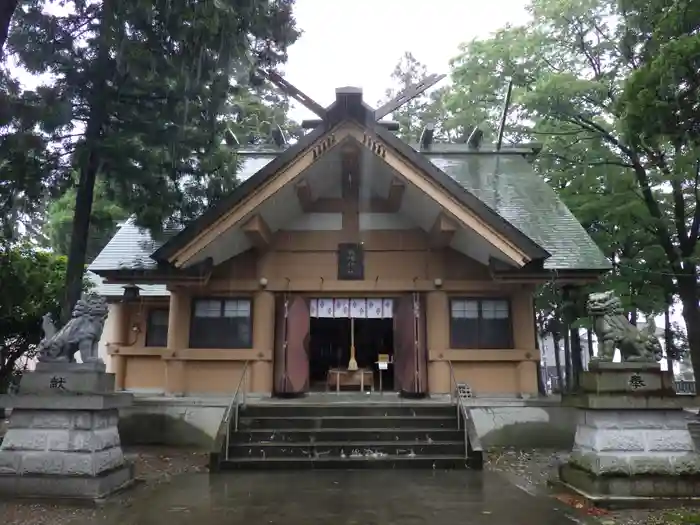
449,297,514,349
188,297,254,349
145,308,169,348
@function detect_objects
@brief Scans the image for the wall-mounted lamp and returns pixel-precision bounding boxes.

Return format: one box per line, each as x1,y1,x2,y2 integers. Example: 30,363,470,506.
433,278,443,289
122,284,141,303
259,277,268,289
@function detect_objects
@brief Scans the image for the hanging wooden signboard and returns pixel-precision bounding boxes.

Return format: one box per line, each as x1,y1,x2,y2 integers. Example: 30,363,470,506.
337,243,364,280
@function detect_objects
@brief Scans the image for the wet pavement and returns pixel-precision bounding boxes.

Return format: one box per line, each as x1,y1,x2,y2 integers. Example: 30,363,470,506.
97,470,585,525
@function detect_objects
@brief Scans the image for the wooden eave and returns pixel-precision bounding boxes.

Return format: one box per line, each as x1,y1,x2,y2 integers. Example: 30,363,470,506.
92,258,214,285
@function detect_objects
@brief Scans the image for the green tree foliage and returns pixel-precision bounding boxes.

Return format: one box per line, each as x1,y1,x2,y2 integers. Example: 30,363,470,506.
45,178,128,262
0,67,67,243
615,0,700,372
381,52,429,142
0,244,66,393
4,0,300,318
441,0,694,362
380,52,453,142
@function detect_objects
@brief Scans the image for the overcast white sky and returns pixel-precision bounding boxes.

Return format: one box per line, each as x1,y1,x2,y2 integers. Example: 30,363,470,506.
14,0,532,119
283,0,531,121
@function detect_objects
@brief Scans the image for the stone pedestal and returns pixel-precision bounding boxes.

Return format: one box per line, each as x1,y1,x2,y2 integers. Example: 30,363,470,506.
0,362,134,501
560,362,700,504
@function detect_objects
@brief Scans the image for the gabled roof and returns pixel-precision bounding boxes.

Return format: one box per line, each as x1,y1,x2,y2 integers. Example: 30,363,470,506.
427,153,611,271
153,87,557,265
92,87,610,275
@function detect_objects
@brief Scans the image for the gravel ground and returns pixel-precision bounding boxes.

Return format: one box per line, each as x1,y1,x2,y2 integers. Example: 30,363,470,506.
486,447,700,525
0,447,209,525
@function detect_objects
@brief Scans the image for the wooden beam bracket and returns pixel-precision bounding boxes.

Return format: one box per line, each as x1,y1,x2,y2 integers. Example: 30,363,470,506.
387,179,406,212
429,213,458,248
242,214,272,249
295,180,313,212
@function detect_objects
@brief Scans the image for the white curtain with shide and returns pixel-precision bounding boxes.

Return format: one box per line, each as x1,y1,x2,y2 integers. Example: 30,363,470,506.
310,298,394,318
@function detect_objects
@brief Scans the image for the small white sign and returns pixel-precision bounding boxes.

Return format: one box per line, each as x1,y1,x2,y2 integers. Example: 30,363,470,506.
378,362,388,370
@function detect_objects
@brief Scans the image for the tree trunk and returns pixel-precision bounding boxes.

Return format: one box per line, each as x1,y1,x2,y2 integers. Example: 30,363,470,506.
0,0,19,55
553,332,563,393
563,285,582,391
61,1,113,324
570,327,583,391
678,273,700,382
664,300,674,374
563,326,572,392
629,308,638,327
534,299,546,396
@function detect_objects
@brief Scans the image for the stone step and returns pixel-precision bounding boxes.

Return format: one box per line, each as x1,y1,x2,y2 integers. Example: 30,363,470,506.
232,428,464,444
240,404,455,418
229,440,464,459
237,415,456,430
688,421,700,447
217,454,470,470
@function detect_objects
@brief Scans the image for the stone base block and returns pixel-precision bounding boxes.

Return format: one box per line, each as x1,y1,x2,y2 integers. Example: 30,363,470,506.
0,463,134,501
19,370,115,395
560,463,700,502
572,409,697,463
561,402,700,506
35,361,106,373
0,405,134,501
563,394,698,410
0,393,133,410
582,362,674,395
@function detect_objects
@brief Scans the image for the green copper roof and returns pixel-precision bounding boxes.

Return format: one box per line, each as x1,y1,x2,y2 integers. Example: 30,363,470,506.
429,154,611,271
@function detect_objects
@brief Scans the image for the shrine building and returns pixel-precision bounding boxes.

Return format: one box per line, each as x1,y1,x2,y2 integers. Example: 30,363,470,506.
89,85,610,399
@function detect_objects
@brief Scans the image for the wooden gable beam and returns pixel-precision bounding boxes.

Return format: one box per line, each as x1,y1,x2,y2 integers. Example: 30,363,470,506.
374,73,446,120
295,180,313,212
387,179,406,212
242,214,272,249
258,70,327,119
429,213,458,248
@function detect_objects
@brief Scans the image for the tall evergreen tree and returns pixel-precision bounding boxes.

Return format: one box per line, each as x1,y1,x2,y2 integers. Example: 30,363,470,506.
5,0,300,320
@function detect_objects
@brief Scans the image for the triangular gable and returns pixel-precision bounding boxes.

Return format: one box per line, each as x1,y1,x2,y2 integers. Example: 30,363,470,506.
153,119,550,269
151,124,329,263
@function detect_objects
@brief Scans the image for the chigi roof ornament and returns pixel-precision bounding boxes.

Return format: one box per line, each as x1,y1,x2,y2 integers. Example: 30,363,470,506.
256,68,446,129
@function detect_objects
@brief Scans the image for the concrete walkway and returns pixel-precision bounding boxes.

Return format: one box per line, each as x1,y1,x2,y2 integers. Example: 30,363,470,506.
101,470,585,525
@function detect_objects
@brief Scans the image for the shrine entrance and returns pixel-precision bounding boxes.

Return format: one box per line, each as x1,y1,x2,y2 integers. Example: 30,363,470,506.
272,295,428,398
308,298,395,393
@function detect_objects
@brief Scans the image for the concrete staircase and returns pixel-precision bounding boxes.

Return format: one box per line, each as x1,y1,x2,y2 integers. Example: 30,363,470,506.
212,403,483,470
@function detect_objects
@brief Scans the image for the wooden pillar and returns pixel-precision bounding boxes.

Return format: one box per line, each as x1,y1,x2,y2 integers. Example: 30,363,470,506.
110,302,130,391
165,290,190,395
426,291,450,394
251,290,275,393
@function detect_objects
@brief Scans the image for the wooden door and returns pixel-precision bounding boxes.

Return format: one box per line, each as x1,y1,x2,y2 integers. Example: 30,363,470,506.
273,295,310,396
394,293,428,397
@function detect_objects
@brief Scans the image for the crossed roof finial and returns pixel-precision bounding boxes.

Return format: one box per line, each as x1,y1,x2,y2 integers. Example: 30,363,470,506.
256,68,445,123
